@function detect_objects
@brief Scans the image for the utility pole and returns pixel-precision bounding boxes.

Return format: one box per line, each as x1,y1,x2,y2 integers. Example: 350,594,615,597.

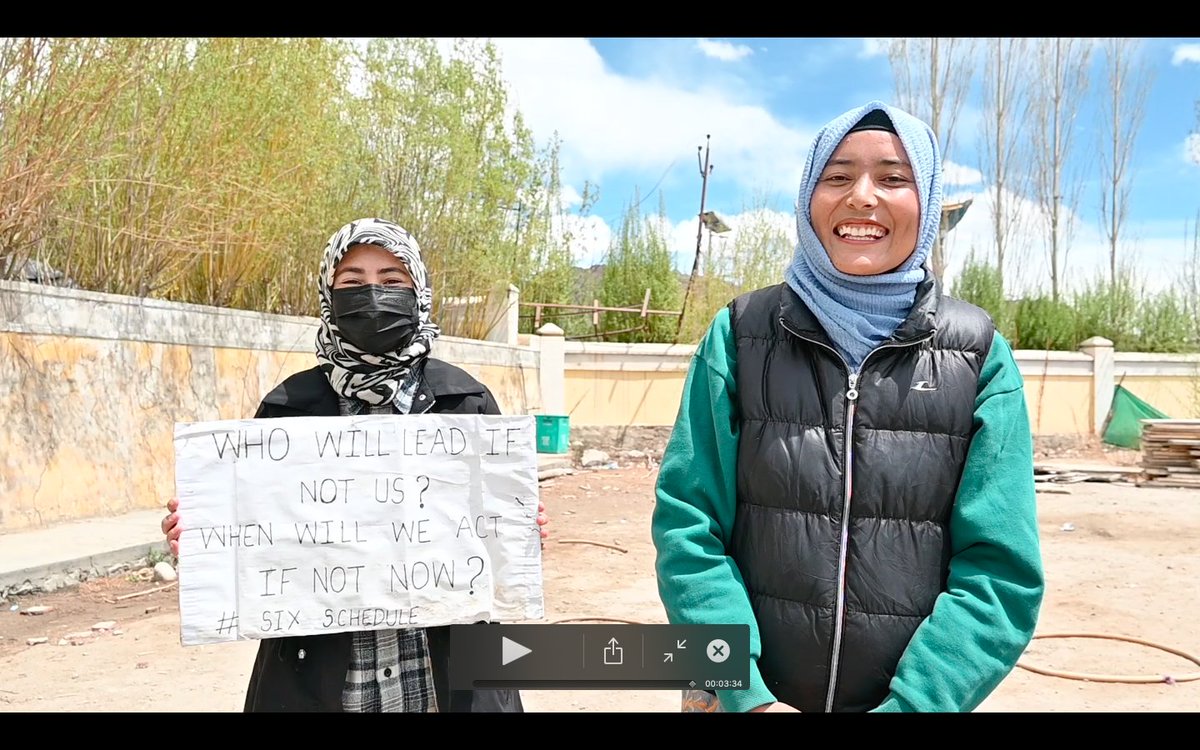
675,135,712,343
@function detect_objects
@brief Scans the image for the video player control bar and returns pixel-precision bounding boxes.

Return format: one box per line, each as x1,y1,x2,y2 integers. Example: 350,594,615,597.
448,624,749,690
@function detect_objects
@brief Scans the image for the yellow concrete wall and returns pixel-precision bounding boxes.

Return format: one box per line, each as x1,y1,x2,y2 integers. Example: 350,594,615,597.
564,370,687,426
213,346,319,420
0,332,313,532
1117,376,1200,420
1019,374,1094,437
0,330,537,533
468,363,540,418
562,366,1102,439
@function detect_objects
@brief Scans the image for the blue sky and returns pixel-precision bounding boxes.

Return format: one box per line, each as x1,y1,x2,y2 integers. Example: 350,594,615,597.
480,37,1200,296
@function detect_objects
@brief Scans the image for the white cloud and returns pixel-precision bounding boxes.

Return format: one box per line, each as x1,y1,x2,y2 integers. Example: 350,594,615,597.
859,38,891,58
489,38,813,201
941,186,1062,295
667,216,708,272
943,160,983,187
560,205,799,275
1172,44,1200,65
665,208,797,274
696,38,753,62
1185,133,1200,167
940,185,1192,298
558,184,585,210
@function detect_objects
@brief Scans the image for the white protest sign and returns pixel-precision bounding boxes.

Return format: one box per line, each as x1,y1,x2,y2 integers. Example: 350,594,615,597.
173,413,544,646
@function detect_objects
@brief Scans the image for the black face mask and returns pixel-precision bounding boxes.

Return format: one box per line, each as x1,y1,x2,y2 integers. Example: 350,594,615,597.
330,285,419,355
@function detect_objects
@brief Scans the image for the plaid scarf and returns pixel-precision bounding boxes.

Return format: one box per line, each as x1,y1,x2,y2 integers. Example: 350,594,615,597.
339,396,438,713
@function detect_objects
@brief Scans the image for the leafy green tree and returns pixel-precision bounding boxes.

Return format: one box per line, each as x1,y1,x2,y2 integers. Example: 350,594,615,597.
355,38,535,337
951,251,1016,342
600,192,682,343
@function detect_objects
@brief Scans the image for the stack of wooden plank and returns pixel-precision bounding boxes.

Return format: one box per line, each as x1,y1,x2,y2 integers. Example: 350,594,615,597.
1139,419,1200,489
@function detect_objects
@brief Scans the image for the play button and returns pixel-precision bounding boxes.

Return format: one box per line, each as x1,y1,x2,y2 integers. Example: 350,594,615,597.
501,636,532,666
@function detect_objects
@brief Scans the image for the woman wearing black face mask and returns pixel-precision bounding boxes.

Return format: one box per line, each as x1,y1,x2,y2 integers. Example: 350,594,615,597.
315,222,439,412
161,217,547,712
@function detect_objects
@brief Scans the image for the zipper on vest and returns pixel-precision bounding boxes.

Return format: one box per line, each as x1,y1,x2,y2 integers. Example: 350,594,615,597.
776,318,856,711
825,368,858,713
779,317,934,712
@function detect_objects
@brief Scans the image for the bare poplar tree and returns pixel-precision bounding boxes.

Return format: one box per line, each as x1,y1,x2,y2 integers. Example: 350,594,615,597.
1099,37,1154,285
1182,101,1200,349
888,37,977,280
980,37,1033,295
1183,210,1200,348
1030,38,1093,301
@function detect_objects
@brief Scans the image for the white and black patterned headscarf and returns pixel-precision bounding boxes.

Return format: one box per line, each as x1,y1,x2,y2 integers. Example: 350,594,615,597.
315,218,440,408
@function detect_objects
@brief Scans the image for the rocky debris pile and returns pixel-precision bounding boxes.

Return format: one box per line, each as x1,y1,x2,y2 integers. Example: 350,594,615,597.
574,448,661,471
18,613,125,648
1,556,177,601
7,559,179,648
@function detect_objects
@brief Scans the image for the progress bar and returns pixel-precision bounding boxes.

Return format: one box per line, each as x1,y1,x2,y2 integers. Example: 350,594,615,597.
473,680,696,690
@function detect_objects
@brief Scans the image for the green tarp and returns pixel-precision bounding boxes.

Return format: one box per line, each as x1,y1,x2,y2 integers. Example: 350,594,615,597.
1101,384,1170,449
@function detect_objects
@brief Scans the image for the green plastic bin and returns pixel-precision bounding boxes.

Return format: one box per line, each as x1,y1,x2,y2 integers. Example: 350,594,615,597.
536,414,570,454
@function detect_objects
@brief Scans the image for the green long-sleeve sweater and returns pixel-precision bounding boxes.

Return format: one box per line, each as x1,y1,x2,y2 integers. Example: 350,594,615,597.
651,306,1044,713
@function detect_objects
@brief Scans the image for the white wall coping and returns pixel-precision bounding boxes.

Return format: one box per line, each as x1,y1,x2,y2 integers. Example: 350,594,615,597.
1113,352,1200,378
564,340,698,357
1014,349,1093,378
1114,352,1200,364
1012,349,1092,361
436,336,539,368
1,279,539,368
1,279,319,351
564,341,696,373
565,361,693,373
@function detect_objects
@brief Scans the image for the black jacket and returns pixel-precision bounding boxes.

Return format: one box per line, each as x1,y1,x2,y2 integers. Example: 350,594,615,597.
728,277,994,712
240,360,523,712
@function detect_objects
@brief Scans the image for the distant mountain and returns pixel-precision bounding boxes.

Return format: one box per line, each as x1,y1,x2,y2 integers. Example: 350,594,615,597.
569,263,692,305
571,264,605,302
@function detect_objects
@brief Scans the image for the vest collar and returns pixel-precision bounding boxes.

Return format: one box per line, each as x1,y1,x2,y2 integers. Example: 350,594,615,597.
778,266,941,350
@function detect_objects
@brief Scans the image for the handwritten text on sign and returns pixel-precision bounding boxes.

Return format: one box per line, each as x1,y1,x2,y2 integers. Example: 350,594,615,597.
174,413,544,646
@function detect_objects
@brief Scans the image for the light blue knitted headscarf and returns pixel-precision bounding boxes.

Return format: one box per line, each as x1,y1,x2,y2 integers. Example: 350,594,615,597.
784,100,942,371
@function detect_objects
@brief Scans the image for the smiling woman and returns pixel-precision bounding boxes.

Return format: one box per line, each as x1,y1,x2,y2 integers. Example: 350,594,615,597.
652,100,1045,714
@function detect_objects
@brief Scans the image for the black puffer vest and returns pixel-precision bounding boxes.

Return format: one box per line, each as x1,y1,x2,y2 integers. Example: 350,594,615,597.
728,276,994,712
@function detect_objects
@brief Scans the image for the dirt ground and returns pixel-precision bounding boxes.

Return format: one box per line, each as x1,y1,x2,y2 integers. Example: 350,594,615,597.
2,461,1198,713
